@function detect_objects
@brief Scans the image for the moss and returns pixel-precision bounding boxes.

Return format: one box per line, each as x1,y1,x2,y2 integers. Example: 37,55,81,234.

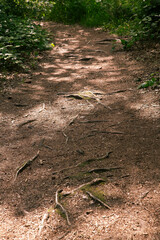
55,208,66,220
68,172,86,180
81,183,107,203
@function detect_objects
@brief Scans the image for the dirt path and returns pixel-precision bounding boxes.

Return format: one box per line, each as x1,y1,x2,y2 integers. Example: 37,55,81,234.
0,23,160,240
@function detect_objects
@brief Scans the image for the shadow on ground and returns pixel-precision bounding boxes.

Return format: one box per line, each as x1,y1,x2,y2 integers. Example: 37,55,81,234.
0,23,159,239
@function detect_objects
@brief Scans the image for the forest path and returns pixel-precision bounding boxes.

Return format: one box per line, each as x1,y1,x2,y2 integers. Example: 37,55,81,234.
0,23,160,240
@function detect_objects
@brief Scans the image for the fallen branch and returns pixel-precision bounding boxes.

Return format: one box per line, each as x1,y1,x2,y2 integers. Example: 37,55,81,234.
86,191,111,209
55,190,71,225
87,167,122,174
15,151,39,181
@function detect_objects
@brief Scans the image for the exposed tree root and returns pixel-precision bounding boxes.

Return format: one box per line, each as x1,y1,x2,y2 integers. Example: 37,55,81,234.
87,167,122,174
58,231,70,239
106,89,132,95
62,178,105,195
52,152,112,175
81,151,112,165
18,119,36,127
55,190,71,226
91,130,123,135
86,191,111,209
79,120,108,123
69,114,79,125
14,150,39,181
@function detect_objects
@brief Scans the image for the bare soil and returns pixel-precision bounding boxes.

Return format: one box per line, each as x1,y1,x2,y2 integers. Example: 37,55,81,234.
0,22,160,240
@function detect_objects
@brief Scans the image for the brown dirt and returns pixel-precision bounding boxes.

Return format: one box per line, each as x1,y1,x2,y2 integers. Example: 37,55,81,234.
0,22,160,240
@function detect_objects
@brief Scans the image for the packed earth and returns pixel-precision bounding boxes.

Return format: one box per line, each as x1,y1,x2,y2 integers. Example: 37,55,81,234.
0,22,160,240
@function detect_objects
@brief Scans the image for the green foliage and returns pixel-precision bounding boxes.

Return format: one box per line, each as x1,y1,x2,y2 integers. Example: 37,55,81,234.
0,9,51,70
0,0,53,19
110,0,160,47
48,0,160,43
50,0,86,24
0,0,159,72
138,73,160,89
49,0,109,26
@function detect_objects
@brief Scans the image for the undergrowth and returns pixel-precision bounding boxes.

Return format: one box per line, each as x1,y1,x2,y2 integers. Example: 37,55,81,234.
0,0,160,71
50,0,160,48
138,72,160,89
0,7,51,71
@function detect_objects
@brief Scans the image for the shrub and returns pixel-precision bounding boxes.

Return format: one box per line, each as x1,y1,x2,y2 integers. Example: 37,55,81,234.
0,8,51,70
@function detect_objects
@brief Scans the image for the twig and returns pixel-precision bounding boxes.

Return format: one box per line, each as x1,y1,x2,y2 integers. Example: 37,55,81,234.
18,119,36,127
62,131,69,144
38,207,55,236
15,151,39,181
86,191,111,209
55,190,71,225
38,212,49,236
43,145,53,150
38,103,45,113
121,174,130,178
87,167,122,174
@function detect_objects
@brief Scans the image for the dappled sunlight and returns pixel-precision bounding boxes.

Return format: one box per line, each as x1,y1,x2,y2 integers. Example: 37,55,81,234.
128,91,160,119
0,23,159,240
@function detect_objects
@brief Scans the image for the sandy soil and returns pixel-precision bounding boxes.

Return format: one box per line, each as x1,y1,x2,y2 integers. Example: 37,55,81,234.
0,22,160,240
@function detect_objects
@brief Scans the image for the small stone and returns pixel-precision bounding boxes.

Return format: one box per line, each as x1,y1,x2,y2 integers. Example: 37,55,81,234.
39,159,43,165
